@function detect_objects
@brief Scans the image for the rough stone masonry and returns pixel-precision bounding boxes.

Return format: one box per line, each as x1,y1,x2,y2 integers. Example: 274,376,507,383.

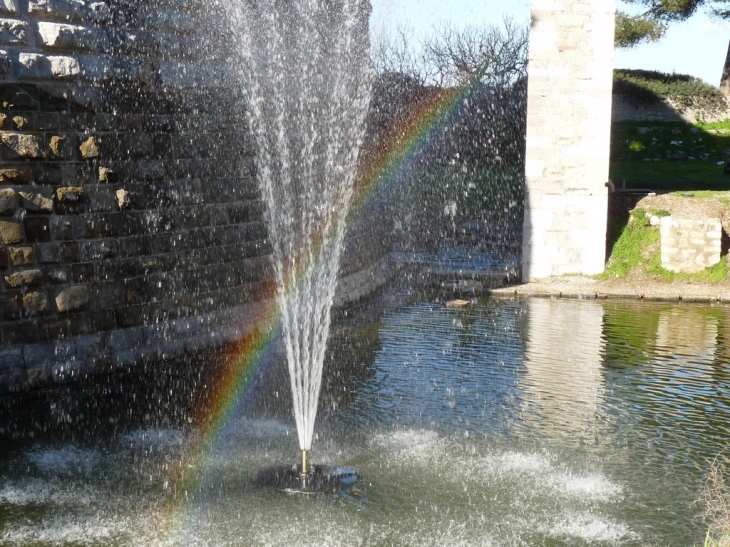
522,0,615,280
0,0,388,394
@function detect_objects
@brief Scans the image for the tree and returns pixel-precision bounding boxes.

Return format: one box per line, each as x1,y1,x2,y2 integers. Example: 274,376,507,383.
371,18,528,87
616,0,730,48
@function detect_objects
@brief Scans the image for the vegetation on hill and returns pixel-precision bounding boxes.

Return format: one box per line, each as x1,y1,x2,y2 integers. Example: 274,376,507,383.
613,69,727,114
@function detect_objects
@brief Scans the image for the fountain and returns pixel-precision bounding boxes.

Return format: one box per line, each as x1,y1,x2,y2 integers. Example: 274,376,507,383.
227,0,372,491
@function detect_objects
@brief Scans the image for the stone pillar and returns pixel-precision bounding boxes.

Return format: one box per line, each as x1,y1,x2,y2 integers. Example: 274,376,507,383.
522,0,615,280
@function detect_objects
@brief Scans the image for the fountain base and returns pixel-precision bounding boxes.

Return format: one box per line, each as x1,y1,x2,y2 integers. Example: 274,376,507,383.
255,464,358,494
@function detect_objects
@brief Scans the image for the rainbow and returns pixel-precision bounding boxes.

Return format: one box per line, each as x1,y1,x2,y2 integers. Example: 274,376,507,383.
156,77,484,540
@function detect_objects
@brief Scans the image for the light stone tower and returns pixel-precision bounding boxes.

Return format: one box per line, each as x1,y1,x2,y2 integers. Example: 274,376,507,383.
522,0,616,280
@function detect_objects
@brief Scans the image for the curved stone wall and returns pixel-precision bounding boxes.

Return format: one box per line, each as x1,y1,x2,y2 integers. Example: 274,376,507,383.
0,0,388,393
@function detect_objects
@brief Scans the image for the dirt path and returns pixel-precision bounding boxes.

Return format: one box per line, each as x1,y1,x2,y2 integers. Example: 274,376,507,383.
490,275,730,302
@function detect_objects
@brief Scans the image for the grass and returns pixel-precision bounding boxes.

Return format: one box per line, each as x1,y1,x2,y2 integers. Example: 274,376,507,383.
598,209,730,282
610,120,730,192
700,451,730,547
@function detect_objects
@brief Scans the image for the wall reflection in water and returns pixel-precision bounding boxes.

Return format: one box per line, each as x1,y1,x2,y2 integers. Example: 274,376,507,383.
519,298,607,443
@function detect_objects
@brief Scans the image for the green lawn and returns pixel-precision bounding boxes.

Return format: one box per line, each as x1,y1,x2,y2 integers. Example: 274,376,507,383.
610,120,730,192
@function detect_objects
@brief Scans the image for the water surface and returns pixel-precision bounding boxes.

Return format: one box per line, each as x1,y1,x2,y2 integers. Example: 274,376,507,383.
2,297,729,546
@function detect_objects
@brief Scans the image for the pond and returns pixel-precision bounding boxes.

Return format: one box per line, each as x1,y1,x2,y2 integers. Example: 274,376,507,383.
1,296,729,546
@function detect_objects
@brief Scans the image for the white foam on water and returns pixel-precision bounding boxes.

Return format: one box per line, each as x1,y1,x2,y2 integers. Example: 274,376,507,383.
548,512,639,543
496,450,552,474
26,446,101,475
120,427,186,450
550,471,623,501
0,516,118,545
235,418,293,439
371,429,441,450
370,429,446,466
0,478,94,507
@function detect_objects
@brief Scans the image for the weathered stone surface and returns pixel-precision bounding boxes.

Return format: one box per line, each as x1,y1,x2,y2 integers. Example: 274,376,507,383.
56,186,84,202
55,285,89,312
51,360,82,383
11,115,29,130
79,136,99,158
23,291,48,313
0,18,30,45
0,188,18,215
17,52,81,80
19,190,54,212
0,166,32,183
49,135,76,159
0,47,8,75
8,246,34,266
36,242,60,264
116,189,131,209
5,268,43,287
0,112,7,129
24,216,51,242
0,0,20,16
0,219,23,244
98,166,115,182
660,217,722,273
29,0,99,22
37,22,109,51
0,133,45,159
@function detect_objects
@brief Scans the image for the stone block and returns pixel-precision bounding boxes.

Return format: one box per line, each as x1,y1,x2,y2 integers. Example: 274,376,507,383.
17,53,81,80
51,360,82,383
23,290,48,313
0,219,23,244
56,186,84,202
0,0,19,15
19,190,54,213
49,134,76,159
55,285,89,312
28,0,107,23
37,22,109,52
23,216,51,243
660,217,722,273
3,320,40,345
0,188,18,215
35,113,60,131
11,115,30,130
70,262,93,282
49,216,73,240
5,268,42,288
46,266,69,284
58,241,80,262
0,166,32,184
0,346,23,370
0,18,30,46
0,132,45,160
2,292,21,319
8,246,34,266
36,242,60,263
79,136,99,158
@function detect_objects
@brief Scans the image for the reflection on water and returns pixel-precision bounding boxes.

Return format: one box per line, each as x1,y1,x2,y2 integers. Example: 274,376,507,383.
520,299,607,443
2,298,730,545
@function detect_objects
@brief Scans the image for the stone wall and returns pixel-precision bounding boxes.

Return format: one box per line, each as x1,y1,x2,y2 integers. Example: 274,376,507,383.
522,0,615,280
660,217,722,274
0,0,388,393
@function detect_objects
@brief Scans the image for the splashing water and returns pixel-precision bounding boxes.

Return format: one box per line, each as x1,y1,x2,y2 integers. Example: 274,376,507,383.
229,1,372,451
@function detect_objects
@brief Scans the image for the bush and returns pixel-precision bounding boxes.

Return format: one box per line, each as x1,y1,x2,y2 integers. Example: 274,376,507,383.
613,69,727,114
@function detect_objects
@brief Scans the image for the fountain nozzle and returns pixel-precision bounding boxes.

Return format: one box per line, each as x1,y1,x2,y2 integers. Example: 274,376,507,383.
300,450,310,476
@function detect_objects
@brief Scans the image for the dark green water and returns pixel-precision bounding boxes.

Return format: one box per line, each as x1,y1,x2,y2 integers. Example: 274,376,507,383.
1,297,729,545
